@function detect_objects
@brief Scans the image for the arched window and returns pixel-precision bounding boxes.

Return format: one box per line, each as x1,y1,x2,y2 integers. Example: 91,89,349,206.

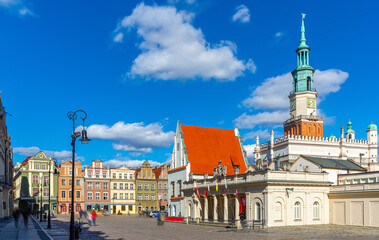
313,202,319,219
307,77,311,91
255,202,261,220
294,202,301,220
274,201,282,221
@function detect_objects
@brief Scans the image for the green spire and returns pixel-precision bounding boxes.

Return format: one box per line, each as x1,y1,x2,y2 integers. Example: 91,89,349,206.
298,13,309,49
346,119,355,133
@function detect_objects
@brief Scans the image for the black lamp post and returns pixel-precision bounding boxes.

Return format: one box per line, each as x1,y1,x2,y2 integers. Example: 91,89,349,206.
40,180,46,222
67,110,90,240
47,159,58,229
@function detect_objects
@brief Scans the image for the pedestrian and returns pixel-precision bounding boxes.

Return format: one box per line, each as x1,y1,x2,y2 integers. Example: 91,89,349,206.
86,211,93,226
20,206,30,228
91,211,98,226
79,209,83,219
12,208,20,229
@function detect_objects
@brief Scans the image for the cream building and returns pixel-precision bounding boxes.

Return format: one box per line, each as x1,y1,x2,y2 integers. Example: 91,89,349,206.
110,166,136,214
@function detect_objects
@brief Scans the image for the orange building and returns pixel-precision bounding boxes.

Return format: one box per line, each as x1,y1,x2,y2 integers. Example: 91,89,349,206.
58,160,84,214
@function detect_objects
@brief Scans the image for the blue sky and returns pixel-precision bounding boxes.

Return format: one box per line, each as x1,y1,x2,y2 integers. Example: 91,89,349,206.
2,0,378,168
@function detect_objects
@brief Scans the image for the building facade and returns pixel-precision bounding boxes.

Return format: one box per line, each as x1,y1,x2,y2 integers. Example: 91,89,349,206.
14,152,58,214
168,121,248,217
135,161,157,213
58,160,84,214
0,95,13,221
254,16,378,169
83,160,111,214
153,163,169,211
110,166,136,215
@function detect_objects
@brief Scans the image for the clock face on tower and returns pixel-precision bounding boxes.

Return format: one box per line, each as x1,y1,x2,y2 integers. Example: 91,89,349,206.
290,100,296,111
307,98,316,108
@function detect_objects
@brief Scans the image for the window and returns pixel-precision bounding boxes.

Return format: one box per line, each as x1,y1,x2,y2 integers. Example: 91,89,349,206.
145,184,149,190
125,183,128,189
95,182,100,189
119,174,122,179
103,182,108,189
122,205,126,211
130,193,134,200
44,188,49,197
103,173,106,178
124,174,127,179
130,184,134,190
113,173,116,178
103,192,108,200
61,190,66,198
313,202,319,219
129,205,133,211
164,183,167,190
87,192,93,200
164,194,167,201
125,193,128,200
87,182,93,189
33,188,38,196
36,164,40,169
42,164,46,170
129,174,133,179
151,195,155,200
76,191,80,199
145,195,149,200
96,173,99,178
138,194,142,200
159,193,162,200
120,183,123,189
33,175,39,183
76,180,80,186
171,182,175,197
151,184,155,190
255,202,261,220
138,184,142,190
69,170,72,175
178,180,182,196
114,183,117,189
88,172,92,178
159,183,162,190
44,176,49,184
95,193,100,200
69,179,72,185
69,191,72,198
113,193,117,200
294,202,301,220
120,193,123,199
274,201,282,221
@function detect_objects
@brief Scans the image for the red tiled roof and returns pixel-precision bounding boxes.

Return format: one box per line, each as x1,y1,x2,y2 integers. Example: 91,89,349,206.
170,196,184,200
153,166,162,179
21,156,32,166
181,125,247,176
167,165,187,173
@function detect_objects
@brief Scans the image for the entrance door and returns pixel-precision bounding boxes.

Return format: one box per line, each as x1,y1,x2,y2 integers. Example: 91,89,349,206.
113,205,116,214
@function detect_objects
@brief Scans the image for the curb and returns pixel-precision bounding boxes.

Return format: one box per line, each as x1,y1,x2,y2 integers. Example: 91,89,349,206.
31,217,54,240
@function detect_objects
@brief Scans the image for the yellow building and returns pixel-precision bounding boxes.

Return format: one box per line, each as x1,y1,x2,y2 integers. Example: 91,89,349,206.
110,166,136,214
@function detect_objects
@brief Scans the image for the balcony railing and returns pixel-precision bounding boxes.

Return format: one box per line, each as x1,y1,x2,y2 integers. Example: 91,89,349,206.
290,88,317,95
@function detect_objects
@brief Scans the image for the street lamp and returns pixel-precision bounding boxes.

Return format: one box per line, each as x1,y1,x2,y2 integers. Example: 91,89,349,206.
47,158,59,229
40,179,46,222
67,110,90,240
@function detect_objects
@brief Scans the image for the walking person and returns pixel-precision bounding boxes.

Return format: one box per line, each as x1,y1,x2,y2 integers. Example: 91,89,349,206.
91,211,98,226
20,206,30,228
12,208,20,229
86,211,93,226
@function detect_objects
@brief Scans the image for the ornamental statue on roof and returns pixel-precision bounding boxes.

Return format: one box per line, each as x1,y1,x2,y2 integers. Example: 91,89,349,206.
213,160,227,179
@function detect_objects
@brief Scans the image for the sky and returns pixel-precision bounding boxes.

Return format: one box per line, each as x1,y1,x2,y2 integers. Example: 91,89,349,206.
2,0,379,168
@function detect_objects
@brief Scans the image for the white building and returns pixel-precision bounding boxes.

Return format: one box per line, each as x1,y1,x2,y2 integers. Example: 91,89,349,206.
254,15,378,170
168,121,248,217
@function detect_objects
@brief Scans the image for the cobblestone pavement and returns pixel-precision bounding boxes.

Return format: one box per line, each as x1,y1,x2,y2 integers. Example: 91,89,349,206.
51,214,379,240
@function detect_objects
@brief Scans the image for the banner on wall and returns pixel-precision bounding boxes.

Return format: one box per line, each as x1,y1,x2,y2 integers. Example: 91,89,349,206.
240,196,246,214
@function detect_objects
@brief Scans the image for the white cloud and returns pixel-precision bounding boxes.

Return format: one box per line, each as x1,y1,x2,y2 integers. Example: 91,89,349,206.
243,144,255,162
103,158,162,168
243,129,271,141
232,5,250,23
83,121,174,153
242,69,348,110
275,32,283,38
13,147,82,161
113,32,124,43
0,0,33,16
114,3,253,81
234,111,288,129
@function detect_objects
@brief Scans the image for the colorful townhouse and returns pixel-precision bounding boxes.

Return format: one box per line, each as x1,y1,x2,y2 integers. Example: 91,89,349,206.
135,161,157,213
83,160,111,214
57,160,84,214
153,163,169,211
110,166,136,214
13,152,59,214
